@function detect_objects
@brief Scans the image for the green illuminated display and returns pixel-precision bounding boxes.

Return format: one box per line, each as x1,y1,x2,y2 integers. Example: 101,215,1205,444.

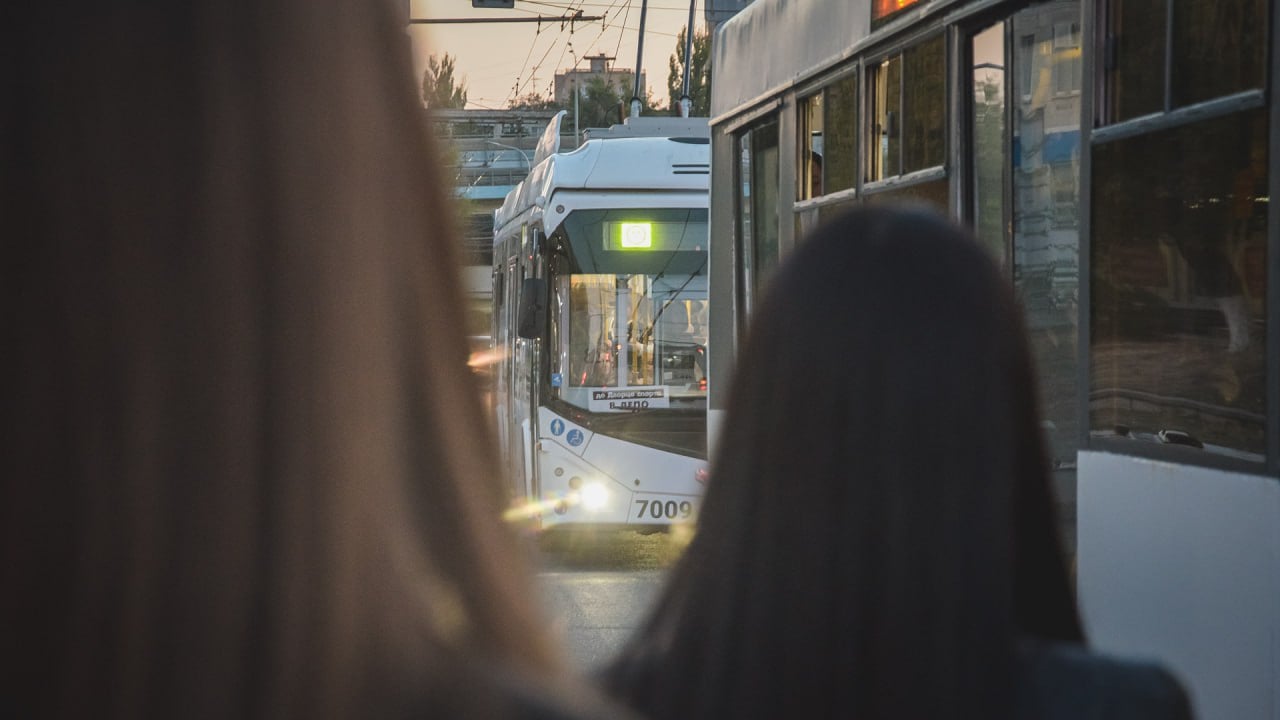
619,222,652,249
604,219,698,252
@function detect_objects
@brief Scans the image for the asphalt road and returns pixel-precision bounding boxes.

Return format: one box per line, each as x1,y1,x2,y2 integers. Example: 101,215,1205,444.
533,527,692,672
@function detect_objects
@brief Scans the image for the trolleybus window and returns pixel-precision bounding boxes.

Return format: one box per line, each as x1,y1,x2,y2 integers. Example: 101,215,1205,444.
965,2,1084,498
1017,2,1084,476
867,34,945,182
737,122,781,321
799,92,824,199
1104,0,1266,124
869,54,903,179
903,34,946,173
798,73,859,201
825,73,859,195
1171,0,1265,107
548,208,709,414
971,23,1006,264
1090,108,1268,461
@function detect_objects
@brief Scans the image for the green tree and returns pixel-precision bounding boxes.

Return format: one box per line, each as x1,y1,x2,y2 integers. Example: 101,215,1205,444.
507,78,658,132
666,28,712,116
508,92,561,111
575,76,626,128
576,77,660,127
972,73,1005,262
421,53,468,109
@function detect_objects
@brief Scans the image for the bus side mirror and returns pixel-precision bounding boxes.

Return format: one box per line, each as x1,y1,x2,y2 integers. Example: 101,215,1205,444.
517,278,547,339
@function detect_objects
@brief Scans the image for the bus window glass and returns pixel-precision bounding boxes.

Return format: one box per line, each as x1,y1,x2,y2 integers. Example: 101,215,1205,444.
1052,22,1082,95
1018,34,1036,99
869,36,944,181
971,22,1007,265
1171,0,1266,108
550,208,710,414
824,72,858,194
1106,0,1267,124
1012,0,1082,483
868,55,902,180
903,34,946,173
747,123,781,307
799,92,824,199
1090,108,1268,460
1105,0,1166,122
737,130,754,324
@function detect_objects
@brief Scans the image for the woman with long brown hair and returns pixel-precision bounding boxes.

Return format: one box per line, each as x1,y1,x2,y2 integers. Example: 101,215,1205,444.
3,3,621,718
601,205,1190,719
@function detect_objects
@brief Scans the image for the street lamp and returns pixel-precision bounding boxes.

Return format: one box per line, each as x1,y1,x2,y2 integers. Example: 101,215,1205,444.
484,140,531,170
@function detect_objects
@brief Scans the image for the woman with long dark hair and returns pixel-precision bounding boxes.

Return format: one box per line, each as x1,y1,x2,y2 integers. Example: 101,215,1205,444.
601,205,1190,719
3,3,625,719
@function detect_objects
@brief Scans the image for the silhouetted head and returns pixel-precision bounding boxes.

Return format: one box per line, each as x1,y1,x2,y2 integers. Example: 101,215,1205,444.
4,3,574,719
604,204,1080,719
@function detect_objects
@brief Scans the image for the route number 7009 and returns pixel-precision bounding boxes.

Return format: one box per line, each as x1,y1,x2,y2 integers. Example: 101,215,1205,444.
633,498,695,521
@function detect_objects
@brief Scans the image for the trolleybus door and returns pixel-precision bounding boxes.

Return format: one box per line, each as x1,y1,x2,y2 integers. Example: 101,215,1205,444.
513,228,547,505
967,1,1083,557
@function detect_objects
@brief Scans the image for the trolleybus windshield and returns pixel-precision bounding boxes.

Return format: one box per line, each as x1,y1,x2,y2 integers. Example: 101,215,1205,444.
549,208,709,414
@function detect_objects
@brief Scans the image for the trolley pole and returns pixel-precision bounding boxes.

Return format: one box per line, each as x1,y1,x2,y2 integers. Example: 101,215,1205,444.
679,0,695,117
630,0,649,119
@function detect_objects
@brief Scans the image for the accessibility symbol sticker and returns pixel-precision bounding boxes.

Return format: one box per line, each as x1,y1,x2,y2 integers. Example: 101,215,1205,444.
550,419,565,436
566,429,584,447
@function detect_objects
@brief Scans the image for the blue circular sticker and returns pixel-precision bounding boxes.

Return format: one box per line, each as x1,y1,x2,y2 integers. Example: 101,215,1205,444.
566,429,584,447
550,419,565,436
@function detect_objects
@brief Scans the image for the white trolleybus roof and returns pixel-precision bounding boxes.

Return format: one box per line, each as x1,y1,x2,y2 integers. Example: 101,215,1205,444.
494,112,711,240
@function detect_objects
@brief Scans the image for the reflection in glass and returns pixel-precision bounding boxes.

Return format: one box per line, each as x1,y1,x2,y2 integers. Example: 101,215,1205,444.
903,34,946,173
1052,22,1081,95
825,73,858,194
1091,109,1268,459
738,132,753,301
869,56,902,180
800,92,824,199
971,23,1006,264
751,125,781,300
1171,0,1266,108
1013,0,1082,471
1106,0,1165,122
737,123,781,324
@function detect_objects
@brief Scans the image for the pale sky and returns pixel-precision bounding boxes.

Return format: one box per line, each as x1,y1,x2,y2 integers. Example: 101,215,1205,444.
408,0,707,110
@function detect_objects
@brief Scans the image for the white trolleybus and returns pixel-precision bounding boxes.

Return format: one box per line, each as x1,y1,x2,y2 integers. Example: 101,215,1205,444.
708,2,1275,718
492,111,711,531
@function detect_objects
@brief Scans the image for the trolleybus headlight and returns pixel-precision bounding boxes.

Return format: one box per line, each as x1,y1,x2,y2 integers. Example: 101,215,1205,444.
580,482,609,511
